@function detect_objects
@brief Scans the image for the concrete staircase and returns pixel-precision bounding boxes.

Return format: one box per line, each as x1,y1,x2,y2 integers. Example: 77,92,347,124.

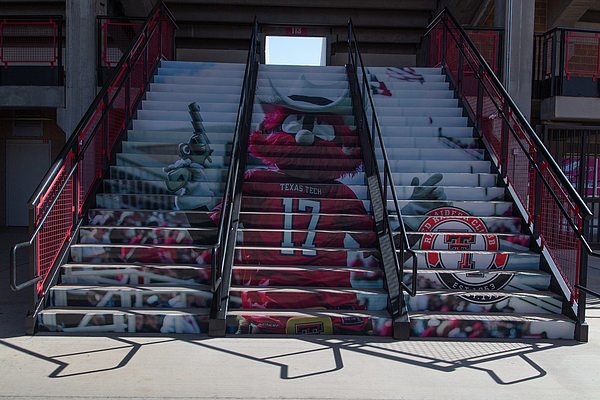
366,66,575,339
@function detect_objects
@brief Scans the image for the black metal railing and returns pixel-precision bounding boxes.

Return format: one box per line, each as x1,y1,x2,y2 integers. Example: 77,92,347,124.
347,19,418,340
97,16,145,86
208,18,259,334
427,8,594,341
533,27,600,99
0,15,63,86
10,1,176,332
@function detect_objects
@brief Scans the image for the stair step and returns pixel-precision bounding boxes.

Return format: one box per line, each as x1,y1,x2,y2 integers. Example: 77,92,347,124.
95,193,223,211
116,153,230,168
149,82,243,95
229,286,388,311
79,225,216,245
370,106,462,117
153,74,244,86
145,91,243,105
371,89,454,99
396,215,523,233
231,265,383,287
103,179,226,197
405,289,563,314
372,81,450,91
226,309,393,335
234,246,379,267
402,231,531,250
376,147,484,161
384,172,497,187
137,109,240,123
122,141,232,156
160,60,246,71
70,243,213,264
408,312,575,339
261,64,347,73
373,97,458,108
38,307,211,333
379,136,479,149
126,130,235,144
237,228,375,248
132,119,241,132
111,166,228,182
87,209,217,228
405,269,551,291
238,196,514,217
365,66,442,76
380,126,474,137
382,159,491,173
405,249,540,270
61,263,211,285
50,284,213,308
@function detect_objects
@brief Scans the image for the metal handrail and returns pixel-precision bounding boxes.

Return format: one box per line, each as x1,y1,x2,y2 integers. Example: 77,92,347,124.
347,20,418,298
210,18,259,310
427,9,594,336
10,1,176,293
428,9,593,223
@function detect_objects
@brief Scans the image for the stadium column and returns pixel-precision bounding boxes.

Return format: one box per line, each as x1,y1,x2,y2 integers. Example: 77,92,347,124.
57,0,106,139
496,0,535,122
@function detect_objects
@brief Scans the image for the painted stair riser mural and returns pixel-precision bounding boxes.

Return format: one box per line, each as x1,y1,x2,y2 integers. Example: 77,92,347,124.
37,62,574,338
365,66,574,339
61,265,384,288
37,62,246,333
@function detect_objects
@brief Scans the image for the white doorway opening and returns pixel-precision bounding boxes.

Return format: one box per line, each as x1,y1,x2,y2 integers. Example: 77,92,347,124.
265,36,326,66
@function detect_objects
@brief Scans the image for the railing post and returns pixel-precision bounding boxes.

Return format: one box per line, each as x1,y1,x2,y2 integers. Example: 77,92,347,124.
442,15,447,67
576,217,589,342
457,35,463,96
104,94,110,171
500,99,509,182
558,30,564,96
26,206,38,334
476,65,484,135
533,153,543,240
577,129,588,197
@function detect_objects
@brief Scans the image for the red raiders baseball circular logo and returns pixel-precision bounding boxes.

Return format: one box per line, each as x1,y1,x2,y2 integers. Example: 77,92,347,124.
418,207,511,303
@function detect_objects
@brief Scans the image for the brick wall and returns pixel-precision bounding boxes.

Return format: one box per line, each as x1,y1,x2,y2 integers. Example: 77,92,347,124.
535,0,547,34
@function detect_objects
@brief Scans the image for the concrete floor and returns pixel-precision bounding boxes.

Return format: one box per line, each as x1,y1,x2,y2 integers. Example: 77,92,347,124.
1,226,599,400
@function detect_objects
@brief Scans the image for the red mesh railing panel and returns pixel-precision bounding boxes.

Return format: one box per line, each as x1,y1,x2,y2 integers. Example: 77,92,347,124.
129,36,146,111
78,104,105,211
467,32,498,74
162,18,175,60
35,159,74,292
29,4,175,298
539,163,581,298
460,41,480,118
101,21,143,68
427,13,587,302
108,90,127,151
0,21,57,65
506,114,535,222
429,24,444,67
480,74,503,161
565,33,600,78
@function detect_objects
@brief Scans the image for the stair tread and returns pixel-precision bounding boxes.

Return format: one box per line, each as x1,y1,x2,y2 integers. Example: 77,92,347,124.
413,288,561,297
227,309,391,317
52,283,211,290
230,286,386,294
40,306,211,314
408,311,573,321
